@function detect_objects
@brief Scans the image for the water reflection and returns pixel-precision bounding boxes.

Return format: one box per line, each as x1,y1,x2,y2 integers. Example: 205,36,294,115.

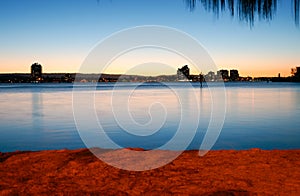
213,86,300,150
31,93,43,133
0,83,300,152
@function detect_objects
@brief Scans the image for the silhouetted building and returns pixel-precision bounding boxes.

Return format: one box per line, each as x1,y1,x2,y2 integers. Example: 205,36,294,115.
31,63,42,82
177,65,190,81
293,67,300,78
62,73,74,83
291,67,300,82
297,67,300,76
230,69,239,81
217,70,229,81
205,71,215,82
189,74,200,82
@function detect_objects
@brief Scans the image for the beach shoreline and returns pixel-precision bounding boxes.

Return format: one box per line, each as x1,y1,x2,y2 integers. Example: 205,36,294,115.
1,148,300,195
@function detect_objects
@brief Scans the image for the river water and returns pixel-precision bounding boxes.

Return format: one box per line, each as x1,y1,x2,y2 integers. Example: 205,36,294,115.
0,82,299,152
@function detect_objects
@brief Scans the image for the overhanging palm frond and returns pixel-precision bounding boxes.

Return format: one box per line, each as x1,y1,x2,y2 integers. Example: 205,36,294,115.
184,0,299,27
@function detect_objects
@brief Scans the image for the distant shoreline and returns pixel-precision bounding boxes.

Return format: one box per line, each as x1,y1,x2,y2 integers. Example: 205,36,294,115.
1,73,299,83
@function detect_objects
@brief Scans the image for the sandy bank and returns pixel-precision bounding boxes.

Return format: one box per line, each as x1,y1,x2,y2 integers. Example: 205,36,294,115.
1,148,300,195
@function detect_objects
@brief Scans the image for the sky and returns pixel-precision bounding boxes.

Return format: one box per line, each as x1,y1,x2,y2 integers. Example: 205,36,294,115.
0,0,299,77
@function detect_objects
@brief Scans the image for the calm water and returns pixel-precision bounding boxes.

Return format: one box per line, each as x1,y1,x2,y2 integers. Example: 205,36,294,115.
0,82,299,152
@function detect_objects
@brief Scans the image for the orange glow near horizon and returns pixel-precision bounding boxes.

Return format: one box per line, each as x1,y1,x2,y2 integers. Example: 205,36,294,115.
0,52,298,77
0,61,296,78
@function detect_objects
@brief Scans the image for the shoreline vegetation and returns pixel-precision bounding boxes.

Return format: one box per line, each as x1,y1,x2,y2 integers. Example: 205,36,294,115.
1,148,299,195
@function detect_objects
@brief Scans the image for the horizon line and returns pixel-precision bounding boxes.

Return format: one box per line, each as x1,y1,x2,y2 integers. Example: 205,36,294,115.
0,72,290,78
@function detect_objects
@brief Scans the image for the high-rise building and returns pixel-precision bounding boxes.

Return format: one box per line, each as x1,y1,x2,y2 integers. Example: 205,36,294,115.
292,67,300,81
295,67,300,78
177,65,190,81
31,63,42,81
230,69,239,81
217,69,229,81
205,71,215,82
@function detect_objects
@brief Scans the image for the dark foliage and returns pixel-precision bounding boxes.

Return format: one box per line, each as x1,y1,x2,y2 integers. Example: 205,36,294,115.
185,0,299,27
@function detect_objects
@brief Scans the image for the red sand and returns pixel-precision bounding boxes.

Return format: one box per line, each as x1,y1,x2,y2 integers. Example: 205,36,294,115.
1,148,300,195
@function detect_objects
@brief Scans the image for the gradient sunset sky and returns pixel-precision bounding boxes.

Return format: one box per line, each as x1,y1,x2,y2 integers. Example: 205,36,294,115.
0,0,299,77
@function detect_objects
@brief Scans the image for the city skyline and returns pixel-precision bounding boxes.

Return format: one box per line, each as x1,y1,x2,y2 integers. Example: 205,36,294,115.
0,0,299,77
0,62,298,78
0,61,273,77
0,61,296,78
1,62,299,83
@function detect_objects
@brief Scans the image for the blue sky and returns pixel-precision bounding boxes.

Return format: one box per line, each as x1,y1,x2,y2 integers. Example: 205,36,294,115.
0,0,299,76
